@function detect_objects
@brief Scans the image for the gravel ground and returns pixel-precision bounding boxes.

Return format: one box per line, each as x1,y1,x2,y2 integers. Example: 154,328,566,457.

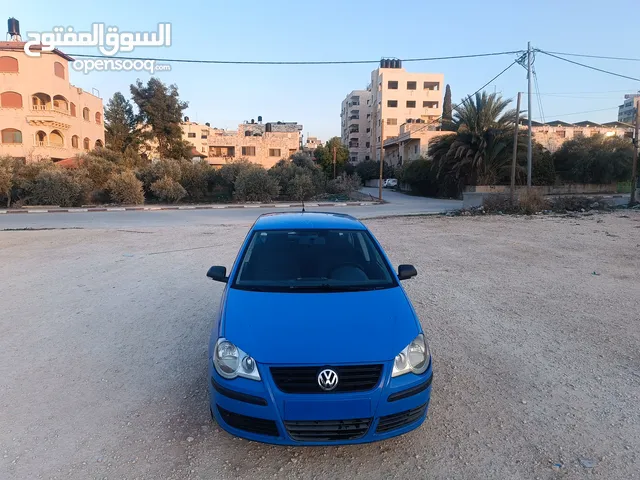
1,212,639,480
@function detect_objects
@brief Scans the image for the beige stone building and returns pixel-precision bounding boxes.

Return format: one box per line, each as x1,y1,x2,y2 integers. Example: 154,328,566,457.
383,122,454,166
181,120,302,169
368,60,443,161
527,120,633,152
340,90,371,163
0,41,105,162
303,136,322,154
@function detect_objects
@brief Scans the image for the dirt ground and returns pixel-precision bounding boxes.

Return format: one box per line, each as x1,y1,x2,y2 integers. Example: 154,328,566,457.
1,212,639,480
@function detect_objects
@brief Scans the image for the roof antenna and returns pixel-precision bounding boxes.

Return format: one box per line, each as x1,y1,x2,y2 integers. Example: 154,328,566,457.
301,198,306,213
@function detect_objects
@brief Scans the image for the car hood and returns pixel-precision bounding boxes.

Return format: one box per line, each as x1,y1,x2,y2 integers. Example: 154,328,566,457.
222,287,420,364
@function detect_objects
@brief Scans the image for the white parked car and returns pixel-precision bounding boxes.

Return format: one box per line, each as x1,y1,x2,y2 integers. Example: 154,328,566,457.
384,179,398,188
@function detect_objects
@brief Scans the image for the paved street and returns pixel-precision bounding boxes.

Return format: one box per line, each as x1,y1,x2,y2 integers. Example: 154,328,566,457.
0,189,461,229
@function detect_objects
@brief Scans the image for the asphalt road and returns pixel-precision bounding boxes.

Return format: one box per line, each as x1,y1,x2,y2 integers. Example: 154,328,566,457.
0,188,461,229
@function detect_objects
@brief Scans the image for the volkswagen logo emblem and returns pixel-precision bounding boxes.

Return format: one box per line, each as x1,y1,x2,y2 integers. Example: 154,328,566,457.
317,368,339,391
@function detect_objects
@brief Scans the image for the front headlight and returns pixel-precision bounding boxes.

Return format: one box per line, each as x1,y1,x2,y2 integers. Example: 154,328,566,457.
392,334,430,377
213,338,261,381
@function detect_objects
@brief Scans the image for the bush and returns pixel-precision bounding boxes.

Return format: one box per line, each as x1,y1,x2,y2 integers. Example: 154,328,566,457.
234,168,280,202
106,171,145,204
269,159,324,200
180,160,211,201
30,169,90,207
397,159,438,196
0,156,15,207
518,189,549,214
219,158,256,197
326,173,362,195
355,160,394,182
137,159,182,194
549,195,599,212
532,150,556,186
150,176,187,203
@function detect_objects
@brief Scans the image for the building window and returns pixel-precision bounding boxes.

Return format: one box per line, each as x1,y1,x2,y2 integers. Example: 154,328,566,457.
423,101,439,108
407,81,417,90
242,146,256,156
83,137,90,150
406,100,416,108
574,130,584,138
366,127,370,133
0,56,18,73
423,82,439,91
387,100,398,108
95,139,104,148
556,130,566,138
70,103,76,117
71,135,79,148
415,145,418,154
386,118,397,125
388,81,398,89
50,130,64,147
366,141,370,148
95,112,102,124
201,134,208,139
269,148,281,157
289,149,296,156
1,128,22,144
365,155,370,161
54,62,65,79
188,132,196,138
32,93,51,110
83,107,90,121
0,91,22,108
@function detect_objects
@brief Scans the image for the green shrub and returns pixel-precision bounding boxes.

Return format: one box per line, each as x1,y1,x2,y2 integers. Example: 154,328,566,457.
30,169,91,207
106,171,145,205
0,156,15,207
326,173,362,195
532,151,556,186
397,159,438,196
179,160,211,201
549,195,599,212
269,159,324,200
355,160,394,182
137,159,182,194
150,176,187,203
288,173,315,201
234,168,280,202
218,158,256,196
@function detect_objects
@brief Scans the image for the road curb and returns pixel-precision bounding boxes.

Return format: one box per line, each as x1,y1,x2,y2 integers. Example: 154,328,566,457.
0,201,382,215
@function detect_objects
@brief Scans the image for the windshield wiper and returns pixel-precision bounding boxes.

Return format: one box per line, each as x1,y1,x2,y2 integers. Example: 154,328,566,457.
287,284,386,292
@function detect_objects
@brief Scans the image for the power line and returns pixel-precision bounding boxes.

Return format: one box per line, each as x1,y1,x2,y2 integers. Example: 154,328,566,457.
536,89,639,94
537,50,640,82
533,65,545,124
541,50,640,62
66,50,523,66
535,106,619,120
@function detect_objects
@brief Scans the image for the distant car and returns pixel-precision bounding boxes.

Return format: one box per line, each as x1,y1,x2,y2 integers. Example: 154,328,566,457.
206,212,432,445
383,178,398,188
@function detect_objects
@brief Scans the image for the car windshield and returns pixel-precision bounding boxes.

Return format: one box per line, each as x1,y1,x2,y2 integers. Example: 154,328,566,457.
231,229,397,292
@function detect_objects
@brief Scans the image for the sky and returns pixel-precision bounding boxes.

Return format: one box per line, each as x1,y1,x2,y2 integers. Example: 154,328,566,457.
9,0,640,141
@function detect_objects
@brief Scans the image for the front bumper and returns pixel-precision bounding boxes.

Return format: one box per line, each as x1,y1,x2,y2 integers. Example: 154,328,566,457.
208,360,432,445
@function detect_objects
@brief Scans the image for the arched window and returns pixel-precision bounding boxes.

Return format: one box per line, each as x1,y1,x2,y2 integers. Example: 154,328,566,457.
83,107,90,121
71,135,79,148
50,130,64,147
1,128,22,143
0,91,22,108
70,102,76,117
35,130,47,146
0,56,18,73
95,139,104,148
54,61,65,79
83,137,90,150
95,112,102,124
53,95,69,113
32,93,52,110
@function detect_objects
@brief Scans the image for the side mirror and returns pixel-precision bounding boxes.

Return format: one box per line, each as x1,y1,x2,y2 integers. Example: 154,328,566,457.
398,264,417,281
206,266,228,283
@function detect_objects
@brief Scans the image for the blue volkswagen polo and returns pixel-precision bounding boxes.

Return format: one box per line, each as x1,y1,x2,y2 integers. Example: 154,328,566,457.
206,212,432,445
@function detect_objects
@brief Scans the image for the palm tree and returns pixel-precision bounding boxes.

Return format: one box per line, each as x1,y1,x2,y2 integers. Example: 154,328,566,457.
430,91,522,188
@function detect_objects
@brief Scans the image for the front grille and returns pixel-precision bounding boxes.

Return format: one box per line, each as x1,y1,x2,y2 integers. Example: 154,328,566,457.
270,364,383,394
217,406,279,437
285,418,372,442
376,404,427,433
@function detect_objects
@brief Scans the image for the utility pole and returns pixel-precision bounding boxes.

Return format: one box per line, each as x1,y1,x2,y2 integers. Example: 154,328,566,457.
332,145,337,179
378,121,384,201
527,41,533,187
630,106,639,205
510,92,522,204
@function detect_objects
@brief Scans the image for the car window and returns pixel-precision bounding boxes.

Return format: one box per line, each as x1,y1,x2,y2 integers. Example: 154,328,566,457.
232,229,397,292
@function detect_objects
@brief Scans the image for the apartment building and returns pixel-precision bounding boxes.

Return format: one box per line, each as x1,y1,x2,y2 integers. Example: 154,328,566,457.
368,60,444,161
340,90,371,163
618,93,639,124
182,119,302,168
303,135,322,155
526,119,633,152
0,36,104,162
